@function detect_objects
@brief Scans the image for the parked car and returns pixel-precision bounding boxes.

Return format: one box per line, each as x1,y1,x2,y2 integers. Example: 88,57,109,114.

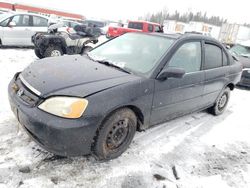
0,12,49,46
62,20,80,29
82,19,106,34
230,40,250,87
107,20,163,38
100,22,124,35
8,33,242,160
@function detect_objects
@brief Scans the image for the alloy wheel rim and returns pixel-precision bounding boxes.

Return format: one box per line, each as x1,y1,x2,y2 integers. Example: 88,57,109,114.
218,94,227,110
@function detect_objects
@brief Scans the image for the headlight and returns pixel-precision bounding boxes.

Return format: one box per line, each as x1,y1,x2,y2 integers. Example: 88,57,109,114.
38,97,88,119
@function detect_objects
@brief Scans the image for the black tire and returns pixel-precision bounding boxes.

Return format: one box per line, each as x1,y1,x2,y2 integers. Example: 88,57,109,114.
34,48,44,59
208,87,230,115
44,45,63,58
93,108,137,160
82,46,93,55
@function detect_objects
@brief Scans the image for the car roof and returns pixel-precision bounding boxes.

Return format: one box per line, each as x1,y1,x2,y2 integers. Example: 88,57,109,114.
4,12,49,19
147,32,220,43
128,20,161,25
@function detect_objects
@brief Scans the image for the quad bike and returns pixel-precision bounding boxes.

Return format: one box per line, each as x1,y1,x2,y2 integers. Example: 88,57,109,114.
32,22,100,58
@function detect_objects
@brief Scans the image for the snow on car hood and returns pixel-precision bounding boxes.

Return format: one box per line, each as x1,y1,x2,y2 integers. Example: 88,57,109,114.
20,55,138,98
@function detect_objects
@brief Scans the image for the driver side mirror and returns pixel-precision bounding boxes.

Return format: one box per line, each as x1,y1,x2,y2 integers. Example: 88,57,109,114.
157,67,186,81
9,21,16,27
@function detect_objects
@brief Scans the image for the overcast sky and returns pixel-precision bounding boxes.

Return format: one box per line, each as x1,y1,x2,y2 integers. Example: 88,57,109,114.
8,0,250,24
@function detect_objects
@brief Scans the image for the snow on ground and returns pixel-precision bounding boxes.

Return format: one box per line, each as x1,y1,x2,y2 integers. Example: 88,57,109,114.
0,44,250,188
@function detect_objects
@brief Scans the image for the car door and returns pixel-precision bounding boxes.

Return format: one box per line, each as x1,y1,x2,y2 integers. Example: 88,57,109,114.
202,41,230,106
30,15,48,42
0,16,11,45
2,14,33,46
150,41,205,125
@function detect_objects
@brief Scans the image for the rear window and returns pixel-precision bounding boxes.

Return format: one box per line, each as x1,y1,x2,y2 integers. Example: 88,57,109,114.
204,43,222,69
154,25,161,32
128,22,143,30
148,24,153,32
32,16,48,27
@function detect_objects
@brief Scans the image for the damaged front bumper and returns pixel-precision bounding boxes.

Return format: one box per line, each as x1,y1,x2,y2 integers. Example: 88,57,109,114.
8,74,99,156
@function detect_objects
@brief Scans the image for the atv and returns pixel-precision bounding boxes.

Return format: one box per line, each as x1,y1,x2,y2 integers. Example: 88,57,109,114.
32,22,100,59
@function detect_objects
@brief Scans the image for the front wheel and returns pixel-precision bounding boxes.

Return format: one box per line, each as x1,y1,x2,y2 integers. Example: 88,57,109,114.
208,87,230,115
93,108,137,160
44,45,63,58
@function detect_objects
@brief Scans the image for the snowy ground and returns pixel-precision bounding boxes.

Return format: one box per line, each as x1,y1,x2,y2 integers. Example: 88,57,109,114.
0,43,250,188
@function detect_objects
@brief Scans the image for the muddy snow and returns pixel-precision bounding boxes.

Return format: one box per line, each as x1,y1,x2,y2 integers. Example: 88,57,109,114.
0,46,250,188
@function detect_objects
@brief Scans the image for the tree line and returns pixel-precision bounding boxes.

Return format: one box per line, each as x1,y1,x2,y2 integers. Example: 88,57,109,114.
139,10,229,26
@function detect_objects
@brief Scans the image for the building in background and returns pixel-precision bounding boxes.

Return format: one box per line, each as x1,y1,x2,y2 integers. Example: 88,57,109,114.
163,20,221,39
0,1,84,21
218,23,250,45
185,21,220,39
163,20,187,34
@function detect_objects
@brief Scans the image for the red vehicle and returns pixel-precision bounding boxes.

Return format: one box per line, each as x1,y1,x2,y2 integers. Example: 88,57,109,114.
107,20,163,38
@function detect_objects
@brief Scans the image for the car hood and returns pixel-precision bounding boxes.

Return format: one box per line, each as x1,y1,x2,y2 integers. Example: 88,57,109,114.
20,55,139,98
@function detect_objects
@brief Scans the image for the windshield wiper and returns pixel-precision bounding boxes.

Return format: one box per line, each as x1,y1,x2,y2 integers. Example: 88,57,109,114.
85,54,131,74
96,60,131,74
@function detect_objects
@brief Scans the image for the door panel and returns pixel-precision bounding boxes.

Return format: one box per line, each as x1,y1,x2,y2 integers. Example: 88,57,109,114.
203,66,229,105
202,42,229,105
3,27,33,46
151,72,205,125
30,15,48,38
150,41,205,125
2,15,33,46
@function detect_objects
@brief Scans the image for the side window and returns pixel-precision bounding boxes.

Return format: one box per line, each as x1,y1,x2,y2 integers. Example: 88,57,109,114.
12,15,30,26
128,22,143,30
148,24,153,32
32,16,48,27
0,18,10,27
154,26,160,32
168,42,202,73
222,51,228,66
204,43,222,69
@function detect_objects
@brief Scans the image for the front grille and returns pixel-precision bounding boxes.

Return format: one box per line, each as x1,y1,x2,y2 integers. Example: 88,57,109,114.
15,77,41,106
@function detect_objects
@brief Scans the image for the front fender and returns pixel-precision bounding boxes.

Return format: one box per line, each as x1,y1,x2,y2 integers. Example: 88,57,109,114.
85,79,155,130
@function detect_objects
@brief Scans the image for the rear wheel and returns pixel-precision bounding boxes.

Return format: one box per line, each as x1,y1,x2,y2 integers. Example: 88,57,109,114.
208,87,230,115
93,108,137,160
44,45,63,58
34,48,44,59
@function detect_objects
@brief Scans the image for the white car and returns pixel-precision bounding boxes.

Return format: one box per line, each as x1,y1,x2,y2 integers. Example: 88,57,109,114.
0,13,49,46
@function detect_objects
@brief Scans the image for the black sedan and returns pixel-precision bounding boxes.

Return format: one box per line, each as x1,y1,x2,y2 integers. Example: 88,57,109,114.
8,33,242,160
